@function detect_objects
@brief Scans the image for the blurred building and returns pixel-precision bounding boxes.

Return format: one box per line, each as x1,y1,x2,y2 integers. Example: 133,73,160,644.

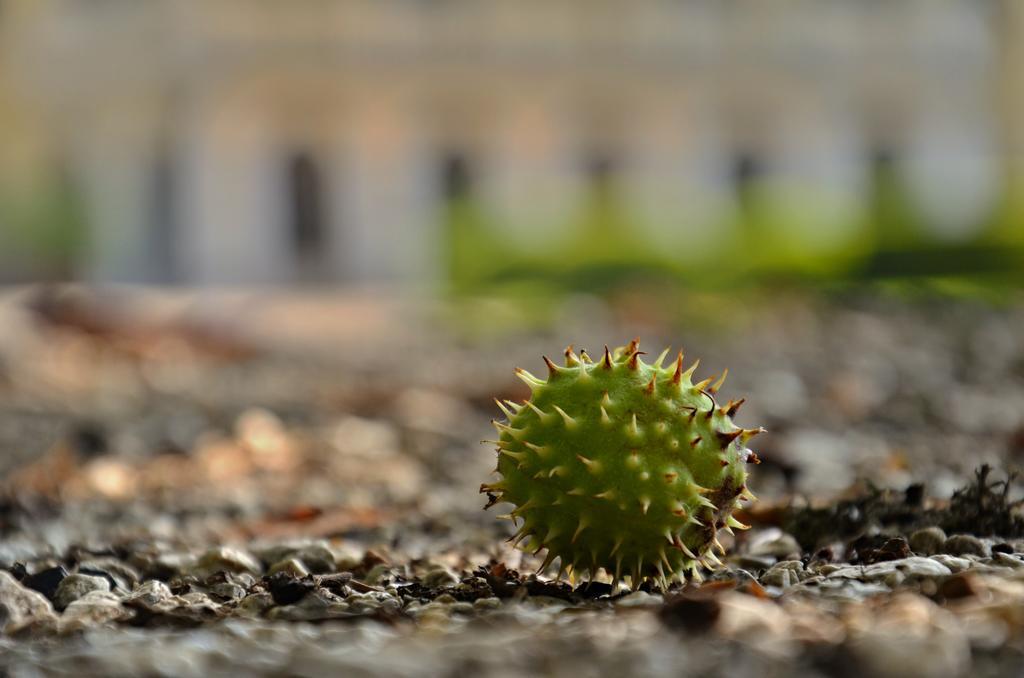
0,0,1022,285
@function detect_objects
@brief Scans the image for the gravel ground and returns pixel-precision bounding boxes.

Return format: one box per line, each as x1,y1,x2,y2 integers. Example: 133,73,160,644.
2,285,1024,677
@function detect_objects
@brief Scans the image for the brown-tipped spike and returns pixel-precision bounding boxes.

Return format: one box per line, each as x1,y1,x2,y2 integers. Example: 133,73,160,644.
510,498,538,516
536,550,558,574
524,441,549,455
552,405,577,428
716,429,744,446
576,454,601,473
741,426,767,441
660,547,673,571
664,471,678,484
491,420,520,436
645,375,656,395
601,345,613,369
725,398,746,417
548,465,568,478
694,376,714,391
690,435,702,448
499,449,528,462
509,528,531,548
673,536,697,559
579,349,593,364
682,405,697,422
627,350,645,370
515,367,544,387
524,401,549,420
696,495,716,510
682,359,700,380
747,451,762,465
671,351,685,385
564,344,579,367
720,458,730,467
614,338,640,361
556,561,569,583
542,355,559,378
494,398,515,419
727,515,751,530
572,518,589,543
708,368,728,394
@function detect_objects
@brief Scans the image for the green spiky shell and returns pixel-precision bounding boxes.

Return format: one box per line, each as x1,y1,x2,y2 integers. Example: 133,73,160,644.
482,339,761,588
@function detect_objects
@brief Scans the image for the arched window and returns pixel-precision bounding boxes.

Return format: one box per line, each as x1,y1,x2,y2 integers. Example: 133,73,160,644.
151,151,177,283
287,152,326,258
441,152,472,201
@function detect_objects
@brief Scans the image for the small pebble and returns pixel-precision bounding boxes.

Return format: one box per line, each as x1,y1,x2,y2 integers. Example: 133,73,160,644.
943,534,989,558
909,527,947,556
53,574,110,612
269,558,311,578
196,547,262,576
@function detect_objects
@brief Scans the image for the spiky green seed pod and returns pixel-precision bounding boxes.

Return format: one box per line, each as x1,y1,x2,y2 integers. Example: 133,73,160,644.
482,339,762,589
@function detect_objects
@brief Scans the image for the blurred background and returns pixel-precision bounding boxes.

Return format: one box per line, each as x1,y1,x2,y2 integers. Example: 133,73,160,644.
2,0,1024,515
0,0,1022,296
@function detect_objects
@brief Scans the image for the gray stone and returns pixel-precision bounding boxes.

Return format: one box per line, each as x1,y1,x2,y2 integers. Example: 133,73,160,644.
126,580,174,607
747,532,801,560
858,562,905,587
930,554,972,573
909,527,947,556
77,559,141,591
58,591,130,633
473,597,501,610
616,591,662,607
54,574,111,612
761,561,805,588
421,566,459,589
236,592,275,619
736,555,776,571
943,534,989,557
293,545,336,574
267,590,352,622
268,558,310,578
128,551,197,580
363,564,390,586
992,552,1024,569
891,557,952,579
196,547,262,576
792,577,890,601
209,583,247,600
0,570,58,635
